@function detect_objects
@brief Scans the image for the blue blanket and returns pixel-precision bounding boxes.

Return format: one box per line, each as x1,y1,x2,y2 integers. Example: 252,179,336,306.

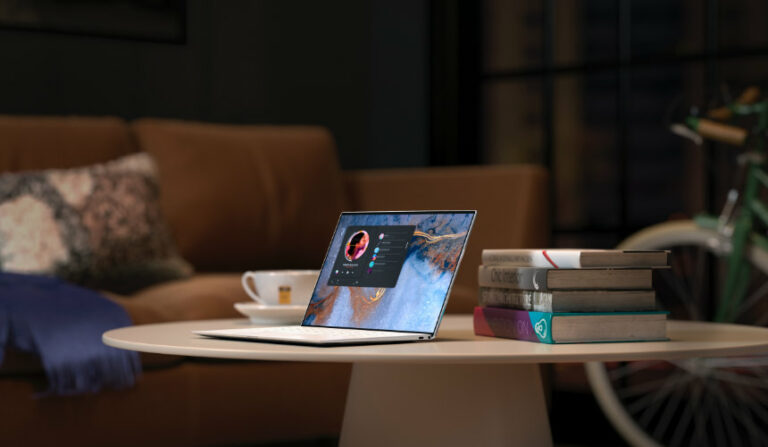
0,272,140,396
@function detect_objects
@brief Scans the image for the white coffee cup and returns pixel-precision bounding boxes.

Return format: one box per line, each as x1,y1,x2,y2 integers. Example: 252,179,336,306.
241,270,319,306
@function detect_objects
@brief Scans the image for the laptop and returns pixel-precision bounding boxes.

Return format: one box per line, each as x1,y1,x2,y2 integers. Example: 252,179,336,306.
195,210,476,345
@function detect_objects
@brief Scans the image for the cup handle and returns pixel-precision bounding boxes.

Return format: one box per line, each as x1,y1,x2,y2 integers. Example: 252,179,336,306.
241,272,265,304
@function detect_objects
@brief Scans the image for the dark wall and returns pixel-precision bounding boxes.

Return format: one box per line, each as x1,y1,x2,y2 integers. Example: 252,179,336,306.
0,0,428,169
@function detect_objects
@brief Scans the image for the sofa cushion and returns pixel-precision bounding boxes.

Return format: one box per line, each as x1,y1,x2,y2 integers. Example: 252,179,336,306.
0,153,192,293
0,115,136,173
133,119,348,272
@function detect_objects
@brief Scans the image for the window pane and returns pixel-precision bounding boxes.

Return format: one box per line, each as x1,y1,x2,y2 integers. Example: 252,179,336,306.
630,0,705,58
484,0,543,72
483,78,544,164
718,57,768,87
720,0,768,51
554,73,620,230
554,0,618,66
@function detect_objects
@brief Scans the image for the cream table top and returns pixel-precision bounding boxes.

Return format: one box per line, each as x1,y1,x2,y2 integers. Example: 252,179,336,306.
103,315,768,364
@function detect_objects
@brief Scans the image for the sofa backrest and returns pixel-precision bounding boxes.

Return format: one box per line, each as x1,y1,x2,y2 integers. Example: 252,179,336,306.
0,116,136,172
132,119,348,272
0,115,550,314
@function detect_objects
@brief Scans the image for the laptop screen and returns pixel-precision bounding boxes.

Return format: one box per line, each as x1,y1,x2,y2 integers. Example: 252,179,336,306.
302,211,475,334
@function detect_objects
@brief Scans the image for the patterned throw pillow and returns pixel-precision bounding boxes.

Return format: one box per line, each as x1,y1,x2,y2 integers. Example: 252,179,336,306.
0,153,192,294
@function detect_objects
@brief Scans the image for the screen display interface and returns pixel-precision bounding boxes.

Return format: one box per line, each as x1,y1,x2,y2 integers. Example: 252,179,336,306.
303,211,475,334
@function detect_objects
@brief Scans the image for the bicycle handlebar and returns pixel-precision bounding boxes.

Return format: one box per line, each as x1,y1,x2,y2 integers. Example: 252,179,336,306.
737,86,761,105
687,117,748,146
707,86,761,121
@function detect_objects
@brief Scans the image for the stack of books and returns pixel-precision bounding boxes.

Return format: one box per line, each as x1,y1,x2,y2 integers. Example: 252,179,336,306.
473,249,670,344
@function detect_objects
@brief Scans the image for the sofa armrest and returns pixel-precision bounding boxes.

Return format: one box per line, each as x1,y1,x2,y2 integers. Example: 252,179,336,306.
108,274,248,325
343,165,549,313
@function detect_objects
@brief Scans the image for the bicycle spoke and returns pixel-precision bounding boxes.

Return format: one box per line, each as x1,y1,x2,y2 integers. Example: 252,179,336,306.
745,388,768,437
671,251,696,303
709,380,747,446
608,359,665,381
673,247,692,290
728,380,768,430
635,372,691,428
626,371,688,416
617,374,682,399
705,381,728,447
712,369,768,442
692,381,709,447
652,375,687,440
733,279,768,321
657,268,699,319
730,384,767,446
668,380,695,447
721,380,767,446
679,246,704,313
637,391,671,432
693,246,708,318
712,368,768,391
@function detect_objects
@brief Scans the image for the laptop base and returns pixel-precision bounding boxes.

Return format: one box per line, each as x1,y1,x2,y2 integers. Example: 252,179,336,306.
195,325,429,346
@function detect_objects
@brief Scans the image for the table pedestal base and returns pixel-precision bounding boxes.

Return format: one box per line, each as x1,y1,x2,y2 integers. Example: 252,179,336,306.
340,362,552,447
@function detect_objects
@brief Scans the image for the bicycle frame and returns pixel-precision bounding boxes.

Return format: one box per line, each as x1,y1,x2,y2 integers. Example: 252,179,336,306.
691,100,768,322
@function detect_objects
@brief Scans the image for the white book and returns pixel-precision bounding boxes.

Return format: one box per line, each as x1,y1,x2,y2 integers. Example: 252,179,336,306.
481,249,669,269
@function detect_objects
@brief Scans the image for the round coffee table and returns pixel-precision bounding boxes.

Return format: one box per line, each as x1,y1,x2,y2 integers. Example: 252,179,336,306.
103,315,768,447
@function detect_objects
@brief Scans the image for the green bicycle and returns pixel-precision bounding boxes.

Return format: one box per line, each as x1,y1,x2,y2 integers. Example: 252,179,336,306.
586,86,768,447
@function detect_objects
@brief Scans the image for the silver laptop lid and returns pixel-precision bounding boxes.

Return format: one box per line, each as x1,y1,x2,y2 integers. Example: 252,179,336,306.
301,211,476,336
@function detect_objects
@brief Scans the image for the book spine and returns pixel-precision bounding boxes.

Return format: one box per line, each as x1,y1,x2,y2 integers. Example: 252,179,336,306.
481,249,583,268
477,265,549,290
478,287,554,312
473,307,553,343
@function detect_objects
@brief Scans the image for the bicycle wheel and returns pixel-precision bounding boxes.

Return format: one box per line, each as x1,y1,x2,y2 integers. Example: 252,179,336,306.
586,220,768,447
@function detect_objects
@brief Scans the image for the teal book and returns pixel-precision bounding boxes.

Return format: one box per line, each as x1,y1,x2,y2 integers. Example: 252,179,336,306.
473,306,668,344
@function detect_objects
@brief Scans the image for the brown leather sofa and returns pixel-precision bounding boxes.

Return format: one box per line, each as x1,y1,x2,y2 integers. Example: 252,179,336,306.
0,116,549,446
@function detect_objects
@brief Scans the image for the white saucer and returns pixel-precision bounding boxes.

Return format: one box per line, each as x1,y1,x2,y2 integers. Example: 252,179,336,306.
234,302,307,325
